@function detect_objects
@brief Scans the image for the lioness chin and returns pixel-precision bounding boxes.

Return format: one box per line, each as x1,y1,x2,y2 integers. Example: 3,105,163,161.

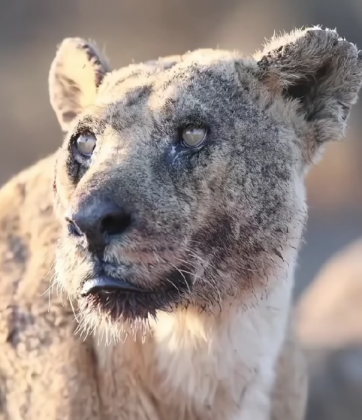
0,26,361,420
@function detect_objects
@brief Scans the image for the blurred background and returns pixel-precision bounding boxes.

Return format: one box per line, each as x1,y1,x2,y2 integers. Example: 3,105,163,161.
0,1,361,419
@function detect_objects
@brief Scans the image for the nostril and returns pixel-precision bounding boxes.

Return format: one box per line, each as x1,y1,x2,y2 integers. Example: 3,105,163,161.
65,199,133,252
101,212,132,237
66,218,83,237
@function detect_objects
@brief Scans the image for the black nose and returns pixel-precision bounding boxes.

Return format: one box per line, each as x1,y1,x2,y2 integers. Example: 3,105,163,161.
66,195,132,254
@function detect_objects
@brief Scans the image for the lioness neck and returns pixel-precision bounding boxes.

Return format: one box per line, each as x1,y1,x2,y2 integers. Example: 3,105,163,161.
93,270,294,420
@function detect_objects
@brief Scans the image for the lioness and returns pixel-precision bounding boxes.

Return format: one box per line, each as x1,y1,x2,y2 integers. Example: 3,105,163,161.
0,26,360,420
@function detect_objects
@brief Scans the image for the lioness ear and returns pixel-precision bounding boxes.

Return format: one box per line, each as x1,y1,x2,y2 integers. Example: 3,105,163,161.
49,38,111,132
254,27,362,150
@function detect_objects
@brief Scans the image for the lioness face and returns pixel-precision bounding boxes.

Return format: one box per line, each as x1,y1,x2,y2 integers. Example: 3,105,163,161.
50,30,362,332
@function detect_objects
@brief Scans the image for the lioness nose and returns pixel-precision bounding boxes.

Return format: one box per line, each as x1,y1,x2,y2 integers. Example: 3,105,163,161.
66,195,132,254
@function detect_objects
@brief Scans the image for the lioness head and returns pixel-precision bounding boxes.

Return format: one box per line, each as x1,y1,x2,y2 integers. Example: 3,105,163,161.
50,28,362,336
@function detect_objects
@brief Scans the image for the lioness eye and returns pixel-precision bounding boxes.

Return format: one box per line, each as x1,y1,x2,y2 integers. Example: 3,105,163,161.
181,127,207,148
75,133,97,156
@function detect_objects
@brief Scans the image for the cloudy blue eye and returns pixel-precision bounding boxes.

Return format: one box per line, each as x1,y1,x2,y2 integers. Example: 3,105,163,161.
75,132,97,156
181,127,207,148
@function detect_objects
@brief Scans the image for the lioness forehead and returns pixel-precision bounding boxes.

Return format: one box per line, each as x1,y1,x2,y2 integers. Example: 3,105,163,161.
97,49,241,104
71,49,256,145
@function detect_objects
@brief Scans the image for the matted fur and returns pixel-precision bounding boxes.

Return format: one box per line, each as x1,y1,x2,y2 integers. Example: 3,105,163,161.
0,26,360,419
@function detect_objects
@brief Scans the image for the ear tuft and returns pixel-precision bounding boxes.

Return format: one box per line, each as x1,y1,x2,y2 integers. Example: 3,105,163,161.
254,27,362,147
49,37,111,132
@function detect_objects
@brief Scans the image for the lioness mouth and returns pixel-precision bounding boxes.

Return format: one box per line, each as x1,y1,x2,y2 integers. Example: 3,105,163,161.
81,276,153,296
79,268,193,321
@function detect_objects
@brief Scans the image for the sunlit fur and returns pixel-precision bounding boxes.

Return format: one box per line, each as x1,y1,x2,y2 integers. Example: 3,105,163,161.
50,27,362,419
0,26,359,420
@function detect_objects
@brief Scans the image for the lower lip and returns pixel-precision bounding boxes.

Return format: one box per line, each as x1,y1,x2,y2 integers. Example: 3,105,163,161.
81,276,152,296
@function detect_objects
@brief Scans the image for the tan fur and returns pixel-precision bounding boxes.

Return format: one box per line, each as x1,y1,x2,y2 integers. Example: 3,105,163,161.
0,27,361,419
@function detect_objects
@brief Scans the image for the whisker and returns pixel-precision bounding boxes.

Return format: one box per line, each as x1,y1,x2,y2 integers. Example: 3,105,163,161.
168,262,191,294
68,294,80,322
183,246,218,272
152,249,160,263
163,277,181,294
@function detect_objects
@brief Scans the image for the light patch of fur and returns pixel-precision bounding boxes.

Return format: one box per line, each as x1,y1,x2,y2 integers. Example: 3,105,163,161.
150,285,292,418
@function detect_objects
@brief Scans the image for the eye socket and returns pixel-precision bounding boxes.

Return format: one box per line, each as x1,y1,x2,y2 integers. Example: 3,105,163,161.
74,132,97,156
181,127,207,148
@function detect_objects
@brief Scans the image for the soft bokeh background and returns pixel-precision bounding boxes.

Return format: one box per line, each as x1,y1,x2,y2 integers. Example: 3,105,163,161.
0,0,361,418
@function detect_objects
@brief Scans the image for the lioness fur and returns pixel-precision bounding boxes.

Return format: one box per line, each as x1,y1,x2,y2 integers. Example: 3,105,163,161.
0,26,361,420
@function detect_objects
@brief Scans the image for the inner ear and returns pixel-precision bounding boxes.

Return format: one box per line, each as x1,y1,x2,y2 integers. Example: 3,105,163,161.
284,77,314,101
283,61,331,120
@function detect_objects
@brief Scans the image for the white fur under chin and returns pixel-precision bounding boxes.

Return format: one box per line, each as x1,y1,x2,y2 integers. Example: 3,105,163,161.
92,257,296,419
150,267,294,419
